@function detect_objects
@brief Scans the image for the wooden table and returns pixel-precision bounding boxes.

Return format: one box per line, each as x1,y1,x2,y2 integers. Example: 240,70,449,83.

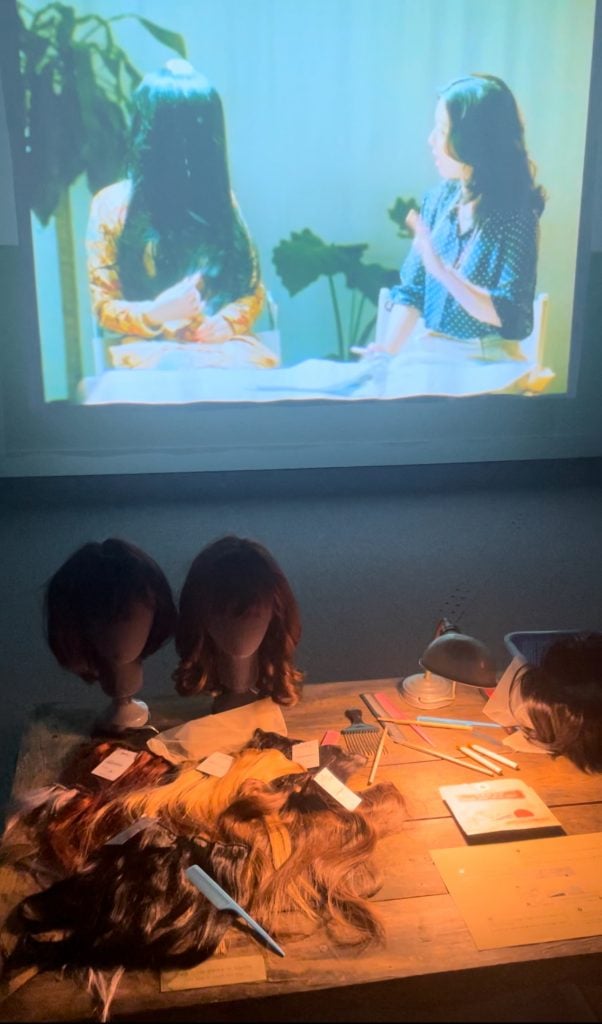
1,679,602,1023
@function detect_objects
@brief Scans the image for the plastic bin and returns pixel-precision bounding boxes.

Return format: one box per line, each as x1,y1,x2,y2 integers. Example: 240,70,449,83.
504,630,586,667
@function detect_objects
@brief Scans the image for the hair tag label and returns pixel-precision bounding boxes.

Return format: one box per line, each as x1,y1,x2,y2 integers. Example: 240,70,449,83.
91,747,137,781
105,816,158,846
196,751,234,777
291,739,320,768
314,767,361,810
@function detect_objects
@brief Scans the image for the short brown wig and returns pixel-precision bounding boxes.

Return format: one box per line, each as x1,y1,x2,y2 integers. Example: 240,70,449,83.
514,632,602,772
45,538,176,683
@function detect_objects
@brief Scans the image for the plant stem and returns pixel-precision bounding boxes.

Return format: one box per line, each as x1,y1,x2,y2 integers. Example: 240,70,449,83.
327,275,345,360
351,294,366,349
348,289,357,350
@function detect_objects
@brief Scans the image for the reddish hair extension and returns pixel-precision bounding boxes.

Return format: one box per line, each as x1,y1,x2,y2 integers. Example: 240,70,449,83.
3,743,174,876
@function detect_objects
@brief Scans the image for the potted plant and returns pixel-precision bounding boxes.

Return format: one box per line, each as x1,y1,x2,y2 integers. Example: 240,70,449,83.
272,196,418,361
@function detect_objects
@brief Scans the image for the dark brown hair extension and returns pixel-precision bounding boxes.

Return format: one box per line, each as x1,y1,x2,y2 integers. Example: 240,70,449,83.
9,827,230,973
44,539,176,684
516,632,602,772
173,536,303,705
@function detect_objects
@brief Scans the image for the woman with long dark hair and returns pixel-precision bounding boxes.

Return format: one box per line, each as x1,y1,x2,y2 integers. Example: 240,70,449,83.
86,60,277,368
363,74,546,382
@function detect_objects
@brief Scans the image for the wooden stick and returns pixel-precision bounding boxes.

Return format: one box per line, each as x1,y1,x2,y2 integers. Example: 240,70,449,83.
469,743,520,770
458,745,503,775
397,739,496,777
378,717,472,732
368,727,388,785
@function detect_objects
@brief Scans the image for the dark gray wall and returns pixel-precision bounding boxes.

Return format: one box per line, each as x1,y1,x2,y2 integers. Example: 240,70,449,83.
2,457,602,813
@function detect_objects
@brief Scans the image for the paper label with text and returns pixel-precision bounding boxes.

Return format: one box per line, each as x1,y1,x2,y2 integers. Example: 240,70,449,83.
314,767,361,810
91,748,137,781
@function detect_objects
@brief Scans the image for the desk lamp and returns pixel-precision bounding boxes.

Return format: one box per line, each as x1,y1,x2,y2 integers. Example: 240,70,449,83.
400,618,496,709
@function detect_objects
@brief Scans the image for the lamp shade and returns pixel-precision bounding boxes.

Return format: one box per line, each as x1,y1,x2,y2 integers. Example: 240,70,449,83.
419,628,496,687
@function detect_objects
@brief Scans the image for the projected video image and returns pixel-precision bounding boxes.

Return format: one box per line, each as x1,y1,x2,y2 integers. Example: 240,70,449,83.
17,0,596,405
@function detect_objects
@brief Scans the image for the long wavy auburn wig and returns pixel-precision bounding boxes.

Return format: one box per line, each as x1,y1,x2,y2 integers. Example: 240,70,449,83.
173,536,303,706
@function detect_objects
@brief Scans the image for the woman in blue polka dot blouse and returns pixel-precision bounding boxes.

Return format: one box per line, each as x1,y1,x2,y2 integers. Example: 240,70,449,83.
362,74,546,391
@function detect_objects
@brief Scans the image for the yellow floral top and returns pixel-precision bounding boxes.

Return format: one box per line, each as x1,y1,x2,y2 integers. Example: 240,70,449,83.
86,180,271,355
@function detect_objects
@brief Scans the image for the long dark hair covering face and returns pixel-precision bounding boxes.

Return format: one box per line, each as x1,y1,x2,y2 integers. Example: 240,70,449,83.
517,632,602,773
440,73,546,221
117,63,258,311
44,538,177,684
174,536,303,705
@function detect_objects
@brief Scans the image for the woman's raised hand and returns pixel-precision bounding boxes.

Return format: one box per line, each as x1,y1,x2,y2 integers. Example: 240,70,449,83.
149,272,203,325
406,210,444,278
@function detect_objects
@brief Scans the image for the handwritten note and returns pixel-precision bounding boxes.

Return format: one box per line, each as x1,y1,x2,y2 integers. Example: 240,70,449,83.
432,832,602,949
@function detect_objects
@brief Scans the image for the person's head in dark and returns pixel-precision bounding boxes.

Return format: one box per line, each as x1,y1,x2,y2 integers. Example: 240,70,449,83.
430,73,545,219
118,59,256,309
173,535,303,707
515,632,602,772
45,538,176,686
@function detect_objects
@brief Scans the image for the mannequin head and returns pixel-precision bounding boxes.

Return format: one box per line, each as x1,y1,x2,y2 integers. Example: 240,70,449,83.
512,632,602,772
45,539,176,718
173,536,302,707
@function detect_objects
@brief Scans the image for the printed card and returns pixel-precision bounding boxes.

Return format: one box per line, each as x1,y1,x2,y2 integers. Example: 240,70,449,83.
314,767,361,810
91,747,137,781
196,751,235,777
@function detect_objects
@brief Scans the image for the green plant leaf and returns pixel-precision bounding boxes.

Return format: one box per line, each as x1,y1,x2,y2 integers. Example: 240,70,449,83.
272,229,367,296
388,196,419,238
110,14,187,58
343,260,399,304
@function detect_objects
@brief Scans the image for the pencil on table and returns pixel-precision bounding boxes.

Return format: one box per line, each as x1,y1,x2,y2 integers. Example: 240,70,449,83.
458,745,503,775
398,740,496,777
368,727,387,785
378,717,472,732
469,744,520,770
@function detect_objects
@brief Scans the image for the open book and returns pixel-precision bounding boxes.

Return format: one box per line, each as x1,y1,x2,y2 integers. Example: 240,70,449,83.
439,778,565,844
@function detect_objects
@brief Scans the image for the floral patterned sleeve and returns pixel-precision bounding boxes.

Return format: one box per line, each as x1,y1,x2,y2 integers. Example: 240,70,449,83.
215,196,266,336
86,181,166,339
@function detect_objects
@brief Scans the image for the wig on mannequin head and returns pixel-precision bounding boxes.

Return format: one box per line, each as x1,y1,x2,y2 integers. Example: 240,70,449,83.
439,73,545,221
117,59,258,310
513,632,602,773
173,536,303,705
44,538,176,686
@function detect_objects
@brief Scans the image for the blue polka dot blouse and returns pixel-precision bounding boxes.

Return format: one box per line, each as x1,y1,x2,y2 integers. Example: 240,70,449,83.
391,180,540,340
